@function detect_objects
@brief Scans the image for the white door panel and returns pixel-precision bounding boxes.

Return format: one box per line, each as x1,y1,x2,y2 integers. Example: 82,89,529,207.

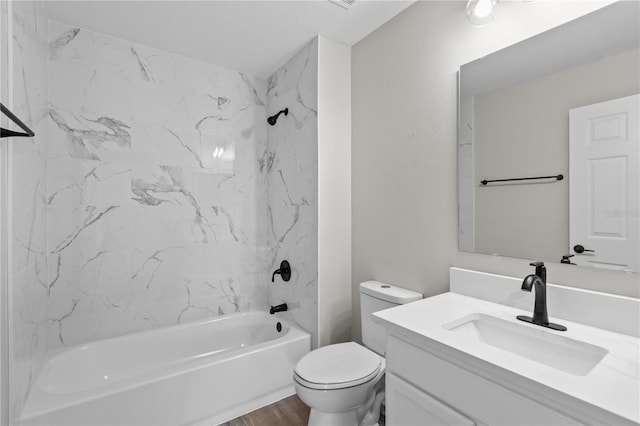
569,94,639,271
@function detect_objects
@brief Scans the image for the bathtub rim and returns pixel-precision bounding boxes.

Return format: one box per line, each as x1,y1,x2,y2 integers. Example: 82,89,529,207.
38,310,295,395
20,311,309,421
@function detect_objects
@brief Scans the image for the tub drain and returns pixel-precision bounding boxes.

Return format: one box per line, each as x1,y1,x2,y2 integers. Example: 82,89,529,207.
276,322,282,332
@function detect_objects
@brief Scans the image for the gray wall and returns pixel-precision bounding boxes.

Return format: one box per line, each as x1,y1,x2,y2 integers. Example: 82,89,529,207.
318,36,352,347
474,48,640,261
351,0,639,342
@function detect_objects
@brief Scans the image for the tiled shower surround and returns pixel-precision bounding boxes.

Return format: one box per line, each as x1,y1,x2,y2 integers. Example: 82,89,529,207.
45,21,319,348
46,20,269,348
5,12,319,419
266,38,319,347
9,1,50,418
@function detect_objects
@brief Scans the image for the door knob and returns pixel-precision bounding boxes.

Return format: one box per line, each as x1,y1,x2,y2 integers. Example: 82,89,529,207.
573,244,594,254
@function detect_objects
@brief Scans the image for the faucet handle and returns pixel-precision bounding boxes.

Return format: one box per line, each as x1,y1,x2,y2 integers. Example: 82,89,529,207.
271,260,291,282
529,261,546,283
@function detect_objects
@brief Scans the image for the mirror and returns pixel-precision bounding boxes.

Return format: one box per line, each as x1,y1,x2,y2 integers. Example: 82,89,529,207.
458,2,640,272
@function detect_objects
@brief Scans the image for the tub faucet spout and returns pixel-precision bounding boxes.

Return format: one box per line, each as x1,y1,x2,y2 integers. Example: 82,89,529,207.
270,303,288,314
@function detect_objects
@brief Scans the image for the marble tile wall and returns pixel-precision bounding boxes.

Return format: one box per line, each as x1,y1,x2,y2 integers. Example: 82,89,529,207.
46,21,269,348
266,38,319,348
8,1,50,420
3,11,321,422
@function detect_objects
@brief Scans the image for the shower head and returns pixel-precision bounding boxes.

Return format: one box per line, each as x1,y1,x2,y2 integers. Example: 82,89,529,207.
267,108,288,126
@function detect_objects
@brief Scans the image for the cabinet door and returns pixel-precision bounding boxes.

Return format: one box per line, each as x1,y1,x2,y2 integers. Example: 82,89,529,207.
386,373,476,426
387,336,582,425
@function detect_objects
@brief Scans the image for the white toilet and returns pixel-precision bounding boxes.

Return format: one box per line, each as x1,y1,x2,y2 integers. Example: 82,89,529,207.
294,281,422,426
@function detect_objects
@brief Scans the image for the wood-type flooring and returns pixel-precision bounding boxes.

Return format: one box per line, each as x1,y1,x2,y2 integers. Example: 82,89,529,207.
220,395,386,426
220,395,310,426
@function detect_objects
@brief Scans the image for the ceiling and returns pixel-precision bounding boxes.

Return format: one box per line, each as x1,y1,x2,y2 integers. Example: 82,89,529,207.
44,0,415,79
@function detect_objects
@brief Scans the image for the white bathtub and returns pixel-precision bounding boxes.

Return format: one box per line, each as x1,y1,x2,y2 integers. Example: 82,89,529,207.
20,311,310,425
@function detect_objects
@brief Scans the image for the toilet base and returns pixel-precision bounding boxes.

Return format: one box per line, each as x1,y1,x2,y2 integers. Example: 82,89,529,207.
302,384,384,426
308,409,358,426
308,409,380,426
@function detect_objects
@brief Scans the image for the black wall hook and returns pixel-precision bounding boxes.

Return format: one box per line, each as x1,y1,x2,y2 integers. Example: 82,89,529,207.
1,103,35,138
272,260,291,282
267,108,288,126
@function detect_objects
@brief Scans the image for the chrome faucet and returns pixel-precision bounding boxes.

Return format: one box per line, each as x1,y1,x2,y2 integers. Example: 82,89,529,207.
516,262,567,331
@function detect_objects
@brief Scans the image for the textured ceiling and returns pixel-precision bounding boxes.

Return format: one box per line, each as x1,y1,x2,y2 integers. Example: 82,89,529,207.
44,0,416,78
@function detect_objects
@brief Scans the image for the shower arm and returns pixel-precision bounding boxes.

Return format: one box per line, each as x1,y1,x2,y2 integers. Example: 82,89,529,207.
267,108,288,126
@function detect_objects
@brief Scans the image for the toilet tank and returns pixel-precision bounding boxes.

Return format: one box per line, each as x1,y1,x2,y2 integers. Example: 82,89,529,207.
360,281,422,356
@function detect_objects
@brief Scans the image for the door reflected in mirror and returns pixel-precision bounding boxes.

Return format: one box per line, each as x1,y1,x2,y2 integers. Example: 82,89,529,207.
458,2,640,272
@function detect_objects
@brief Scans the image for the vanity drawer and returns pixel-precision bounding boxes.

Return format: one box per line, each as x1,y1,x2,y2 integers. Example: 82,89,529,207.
386,335,580,426
386,373,476,426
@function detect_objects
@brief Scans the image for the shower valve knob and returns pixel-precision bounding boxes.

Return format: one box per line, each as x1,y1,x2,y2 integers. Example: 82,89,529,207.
271,260,291,282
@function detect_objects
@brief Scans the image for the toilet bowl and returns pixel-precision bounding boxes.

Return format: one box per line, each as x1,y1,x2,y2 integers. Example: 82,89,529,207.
294,282,422,426
294,342,385,426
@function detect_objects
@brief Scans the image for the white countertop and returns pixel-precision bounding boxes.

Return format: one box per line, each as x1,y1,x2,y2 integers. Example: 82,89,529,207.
374,292,640,424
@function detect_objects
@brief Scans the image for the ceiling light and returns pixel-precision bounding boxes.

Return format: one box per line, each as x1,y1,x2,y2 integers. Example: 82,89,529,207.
466,0,497,27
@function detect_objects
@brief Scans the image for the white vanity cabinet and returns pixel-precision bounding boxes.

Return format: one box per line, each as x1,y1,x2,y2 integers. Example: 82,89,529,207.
386,373,475,426
385,335,581,426
374,269,640,426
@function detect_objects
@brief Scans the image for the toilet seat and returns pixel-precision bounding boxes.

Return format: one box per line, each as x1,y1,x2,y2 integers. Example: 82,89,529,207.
294,342,383,391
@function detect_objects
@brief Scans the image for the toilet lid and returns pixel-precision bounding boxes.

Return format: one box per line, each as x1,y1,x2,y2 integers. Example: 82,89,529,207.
294,342,382,390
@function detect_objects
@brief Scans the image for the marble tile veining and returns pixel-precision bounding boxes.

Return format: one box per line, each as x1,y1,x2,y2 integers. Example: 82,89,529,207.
8,1,50,421
6,9,321,424
46,21,269,348
266,38,319,348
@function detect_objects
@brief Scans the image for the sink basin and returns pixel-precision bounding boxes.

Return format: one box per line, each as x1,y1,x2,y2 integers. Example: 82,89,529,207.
443,313,608,376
